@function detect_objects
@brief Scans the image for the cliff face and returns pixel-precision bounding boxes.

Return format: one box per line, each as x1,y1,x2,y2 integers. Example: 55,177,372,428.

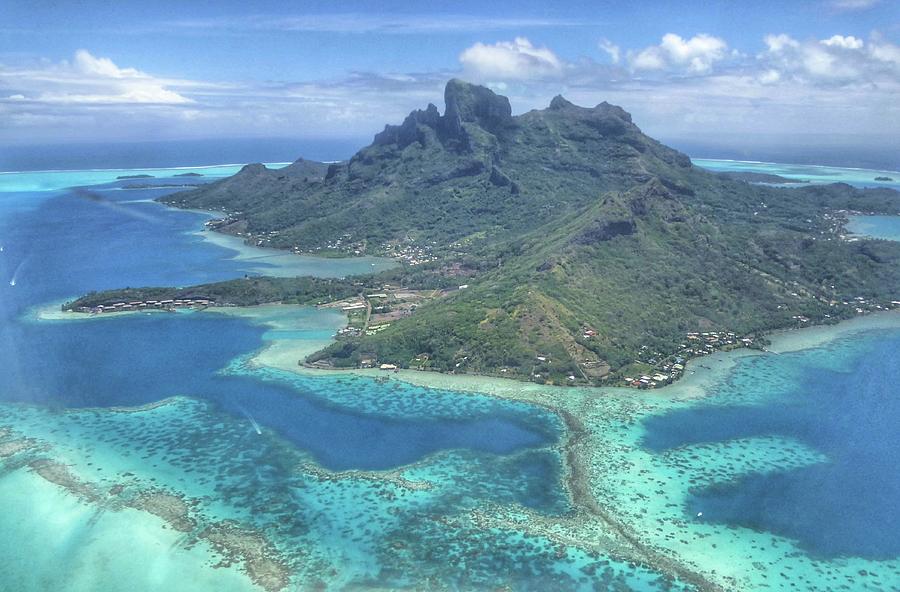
371,79,512,153
163,79,701,252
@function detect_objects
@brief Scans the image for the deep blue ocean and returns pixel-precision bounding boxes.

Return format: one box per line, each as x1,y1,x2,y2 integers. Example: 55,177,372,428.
0,138,365,172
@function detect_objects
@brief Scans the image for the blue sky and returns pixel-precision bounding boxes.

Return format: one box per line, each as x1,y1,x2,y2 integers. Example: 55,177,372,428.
1,0,898,153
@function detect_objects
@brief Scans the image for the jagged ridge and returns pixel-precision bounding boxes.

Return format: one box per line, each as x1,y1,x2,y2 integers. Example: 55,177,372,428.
158,80,900,384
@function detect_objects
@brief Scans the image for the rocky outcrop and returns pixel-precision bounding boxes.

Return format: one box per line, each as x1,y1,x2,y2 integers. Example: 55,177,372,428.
373,103,441,149
236,163,269,177
572,218,637,244
425,159,486,185
441,79,513,136
548,95,576,110
278,157,330,181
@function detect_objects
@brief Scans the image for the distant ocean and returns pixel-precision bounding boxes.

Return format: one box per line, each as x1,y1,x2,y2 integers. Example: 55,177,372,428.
667,137,900,172
6,137,899,175
0,137,368,172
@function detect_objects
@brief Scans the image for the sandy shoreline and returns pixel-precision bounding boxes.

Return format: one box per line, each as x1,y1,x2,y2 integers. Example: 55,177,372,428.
165,202,398,278
238,307,900,406
32,293,900,405
190,226,397,278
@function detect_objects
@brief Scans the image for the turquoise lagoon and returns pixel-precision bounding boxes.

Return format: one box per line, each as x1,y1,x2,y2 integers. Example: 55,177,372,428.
846,215,900,242
698,156,900,251
694,158,900,191
0,165,694,590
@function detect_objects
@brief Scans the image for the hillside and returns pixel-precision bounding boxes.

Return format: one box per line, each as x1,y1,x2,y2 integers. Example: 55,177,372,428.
141,80,900,384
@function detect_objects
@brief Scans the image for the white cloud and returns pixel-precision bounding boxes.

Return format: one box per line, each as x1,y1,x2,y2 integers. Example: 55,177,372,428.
167,14,583,35
0,65,449,145
869,38,900,66
629,33,728,74
829,0,881,11
459,37,564,80
0,50,191,105
465,32,900,145
758,69,781,84
760,33,900,83
821,35,864,49
599,39,620,64
763,34,799,53
2,34,899,153
73,49,142,78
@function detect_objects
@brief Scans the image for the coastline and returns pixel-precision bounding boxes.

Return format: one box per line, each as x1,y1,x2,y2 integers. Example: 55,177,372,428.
0,162,292,194
241,307,900,403
234,305,900,590
845,214,900,242
764,310,900,353
36,291,900,404
0,161,292,176
150,199,399,278
189,225,397,278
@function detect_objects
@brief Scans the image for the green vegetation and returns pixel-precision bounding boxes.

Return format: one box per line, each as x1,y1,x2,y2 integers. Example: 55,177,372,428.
90,79,899,385
64,276,361,309
715,171,805,184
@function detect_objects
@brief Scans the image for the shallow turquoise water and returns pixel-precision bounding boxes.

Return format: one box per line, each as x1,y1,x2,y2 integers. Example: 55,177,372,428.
846,215,900,241
694,158,900,191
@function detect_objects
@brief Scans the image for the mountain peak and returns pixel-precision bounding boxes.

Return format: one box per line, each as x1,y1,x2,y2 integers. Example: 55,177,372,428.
593,101,632,123
549,95,575,110
443,79,512,134
237,163,268,176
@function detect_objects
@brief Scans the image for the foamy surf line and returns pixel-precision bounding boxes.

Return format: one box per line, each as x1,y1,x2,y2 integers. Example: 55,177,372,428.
693,158,900,176
0,162,292,175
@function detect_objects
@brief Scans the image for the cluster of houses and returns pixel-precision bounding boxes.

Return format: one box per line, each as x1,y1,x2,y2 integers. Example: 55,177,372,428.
309,233,366,255
383,240,438,266
682,330,752,353
73,298,215,314
326,288,438,343
355,357,399,371
621,330,755,389
365,323,391,336
207,218,373,256
207,217,468,267
623,371,679,389
205,218,287,250
842,296,900,315
204,217,238,231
